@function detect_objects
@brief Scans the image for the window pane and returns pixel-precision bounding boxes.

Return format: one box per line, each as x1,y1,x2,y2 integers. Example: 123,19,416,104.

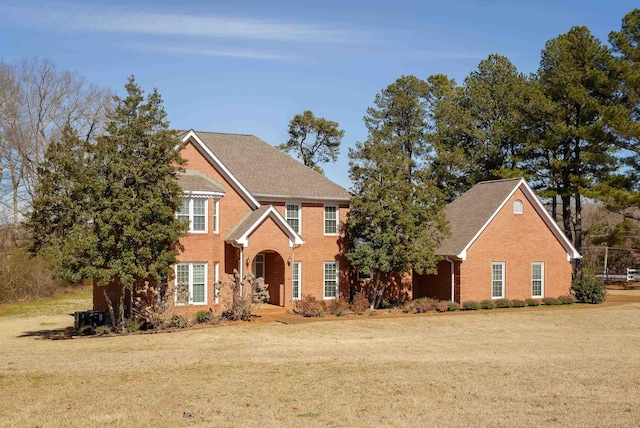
492,263,503,298
192,264,206,304
532,263,543,297
286,204,300,233
325,206,337,234
193,199,206,215
292,262,300,299
192,216,205,231
178,199,190,223
176,265,189,304
324,262,337,298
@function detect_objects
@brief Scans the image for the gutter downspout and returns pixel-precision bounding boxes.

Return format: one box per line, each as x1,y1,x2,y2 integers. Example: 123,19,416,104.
445,256,455,303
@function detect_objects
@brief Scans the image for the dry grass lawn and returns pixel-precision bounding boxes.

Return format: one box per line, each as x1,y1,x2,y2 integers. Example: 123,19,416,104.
1,291,640,427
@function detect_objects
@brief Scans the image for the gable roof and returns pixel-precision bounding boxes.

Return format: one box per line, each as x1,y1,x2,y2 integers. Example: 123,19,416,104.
226,205,304,248
438,178,580,261
178,170,225,196
181,130,351,203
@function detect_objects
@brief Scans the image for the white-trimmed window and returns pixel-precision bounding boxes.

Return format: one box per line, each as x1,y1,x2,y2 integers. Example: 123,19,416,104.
175,263,207,305
286,203,301,233
324,205,338,235
178,198,207,233
324,261,338,299
532,262,544,298
513,200,523,214
253,254,265,279
491,262,505,299
292,261,301,300
213,261,220,304
213,200,220,234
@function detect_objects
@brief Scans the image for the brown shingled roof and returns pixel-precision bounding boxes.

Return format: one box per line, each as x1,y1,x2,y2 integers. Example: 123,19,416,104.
438,178,523,256
189,131,351,201
178,170,225,194
226,205,304,246
226,206,271,242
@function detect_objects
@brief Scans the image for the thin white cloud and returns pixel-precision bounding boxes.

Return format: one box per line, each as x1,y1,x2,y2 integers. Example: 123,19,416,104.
2,3,363,43
120,42,293,62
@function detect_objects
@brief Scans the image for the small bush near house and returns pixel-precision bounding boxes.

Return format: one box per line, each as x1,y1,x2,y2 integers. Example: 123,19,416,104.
293,295,325,317
462,300,480,310
542,297,561,306
510,299,526,308
434,302,449,313
122,318,140,333
169,314,191,329
558,295,576,305
572,268,607,304
413,300,432,313
351,292,370,315
327,299,350,316
447,301,460,311
195,310,212,324
379,300,392,309
495,298,511,308
480,300,495,309
94,325,112,336
412,298,439,313
525,298,540,307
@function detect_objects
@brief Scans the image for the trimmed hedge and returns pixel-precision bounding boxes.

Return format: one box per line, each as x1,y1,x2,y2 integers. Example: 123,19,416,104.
480,299,495,309
542,297,562,306
462,300,480,310
495,298,511,308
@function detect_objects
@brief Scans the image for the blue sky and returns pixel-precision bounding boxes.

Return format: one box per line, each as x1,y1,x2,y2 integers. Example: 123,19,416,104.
0,0,635,190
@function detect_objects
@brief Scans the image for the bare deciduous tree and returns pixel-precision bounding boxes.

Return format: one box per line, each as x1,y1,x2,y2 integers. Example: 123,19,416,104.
0,58,112,224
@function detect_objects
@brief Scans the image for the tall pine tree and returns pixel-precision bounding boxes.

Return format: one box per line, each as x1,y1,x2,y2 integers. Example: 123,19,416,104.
347,76,448,308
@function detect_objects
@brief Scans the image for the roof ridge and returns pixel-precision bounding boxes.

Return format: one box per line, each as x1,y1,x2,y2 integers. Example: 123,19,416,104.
193,130,257,138
476,177,523,185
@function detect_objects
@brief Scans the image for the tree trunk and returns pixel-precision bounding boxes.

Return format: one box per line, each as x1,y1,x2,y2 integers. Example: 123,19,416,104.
574,193,583,275
561,193,573,244
102,286,116,329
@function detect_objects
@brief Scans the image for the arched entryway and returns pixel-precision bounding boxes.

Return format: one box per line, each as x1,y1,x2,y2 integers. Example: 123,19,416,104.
252,251,286,306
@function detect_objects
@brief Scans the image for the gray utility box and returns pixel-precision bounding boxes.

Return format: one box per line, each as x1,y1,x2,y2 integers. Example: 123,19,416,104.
74,310,110,329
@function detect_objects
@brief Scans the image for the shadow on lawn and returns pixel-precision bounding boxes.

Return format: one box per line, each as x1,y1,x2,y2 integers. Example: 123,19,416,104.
18,326,76,340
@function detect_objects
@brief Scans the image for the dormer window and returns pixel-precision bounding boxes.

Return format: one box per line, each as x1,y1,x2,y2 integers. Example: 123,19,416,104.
513,200,523,215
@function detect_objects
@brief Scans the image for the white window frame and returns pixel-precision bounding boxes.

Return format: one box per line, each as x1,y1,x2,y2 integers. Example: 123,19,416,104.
491,262,505,299
532,262,544,298
292,261,302,300
513,199,523,214
323,261,338,300
178,198,208,233
324,205,339,235
175,262,208,305
213,261,220,304
253,254,265,279
285,202,301,234
213,199,220,234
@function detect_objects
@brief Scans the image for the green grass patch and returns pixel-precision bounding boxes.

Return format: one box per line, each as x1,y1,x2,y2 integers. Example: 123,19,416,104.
0,288,92,318
297,412,320,418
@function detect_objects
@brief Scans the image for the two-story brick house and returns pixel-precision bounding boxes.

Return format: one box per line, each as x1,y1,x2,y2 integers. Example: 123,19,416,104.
171,130,352,312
